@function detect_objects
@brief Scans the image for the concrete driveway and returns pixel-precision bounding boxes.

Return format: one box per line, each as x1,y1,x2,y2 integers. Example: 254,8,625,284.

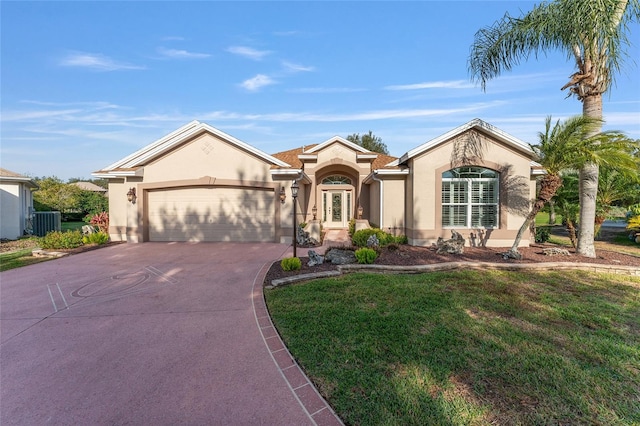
0,242,341,425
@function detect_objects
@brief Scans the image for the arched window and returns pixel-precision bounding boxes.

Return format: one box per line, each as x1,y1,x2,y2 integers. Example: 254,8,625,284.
442,167,498,228
322,175,351,185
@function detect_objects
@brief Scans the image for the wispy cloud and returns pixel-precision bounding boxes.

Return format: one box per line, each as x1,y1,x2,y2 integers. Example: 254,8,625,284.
287,87,367,94
240,74,276,91
273,30,300,36
385,80,474,91
157,47,211,59
282,61,315,73
59,51,144,71
226,46,272,61
200,102,502,122
161,36,185,41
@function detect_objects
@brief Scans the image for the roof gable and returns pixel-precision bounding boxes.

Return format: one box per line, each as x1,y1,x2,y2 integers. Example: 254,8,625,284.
95,121,290,176
306,136,371,154
395,118,535,165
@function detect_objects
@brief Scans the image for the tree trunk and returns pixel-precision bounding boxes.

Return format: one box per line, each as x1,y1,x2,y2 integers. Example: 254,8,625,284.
548,200,556,225
505,175,562,259
577,95,602,258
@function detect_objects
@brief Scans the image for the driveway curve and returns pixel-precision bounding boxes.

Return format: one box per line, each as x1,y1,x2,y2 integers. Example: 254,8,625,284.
0,243,339,425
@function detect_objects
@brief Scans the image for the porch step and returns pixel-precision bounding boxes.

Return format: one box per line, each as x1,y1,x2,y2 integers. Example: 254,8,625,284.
322,229,351,247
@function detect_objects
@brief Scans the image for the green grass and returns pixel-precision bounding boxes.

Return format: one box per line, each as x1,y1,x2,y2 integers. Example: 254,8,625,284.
535,211,561,226
266,271,640,425
0,248,51,271
61,221,85,231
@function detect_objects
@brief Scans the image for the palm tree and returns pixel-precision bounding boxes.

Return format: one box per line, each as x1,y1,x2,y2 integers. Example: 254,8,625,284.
469,0,640,257
505,115,638,260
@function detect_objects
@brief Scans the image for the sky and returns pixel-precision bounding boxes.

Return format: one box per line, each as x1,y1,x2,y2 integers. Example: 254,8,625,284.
2,1,639,181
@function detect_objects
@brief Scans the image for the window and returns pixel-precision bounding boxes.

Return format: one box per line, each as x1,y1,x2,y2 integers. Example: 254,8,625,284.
442,167,498,228
322,175,351,185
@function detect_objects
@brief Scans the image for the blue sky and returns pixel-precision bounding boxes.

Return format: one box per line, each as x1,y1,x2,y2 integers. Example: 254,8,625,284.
2,1,639,181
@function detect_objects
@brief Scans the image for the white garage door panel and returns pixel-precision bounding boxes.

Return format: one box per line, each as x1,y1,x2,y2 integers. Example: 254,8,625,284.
147,187,274,242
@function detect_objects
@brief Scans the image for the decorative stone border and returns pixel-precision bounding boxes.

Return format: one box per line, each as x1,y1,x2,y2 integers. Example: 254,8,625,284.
31,249,69,258
266,261,640,287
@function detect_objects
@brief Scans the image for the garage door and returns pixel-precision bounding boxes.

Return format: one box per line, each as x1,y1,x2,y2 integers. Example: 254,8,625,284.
147,187,275,242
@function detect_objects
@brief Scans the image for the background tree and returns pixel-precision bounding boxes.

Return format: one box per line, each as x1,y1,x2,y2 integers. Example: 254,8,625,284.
469,0,640,257
346,131,389,155
33,176,81,212
33,176,109,220
505,115,637,259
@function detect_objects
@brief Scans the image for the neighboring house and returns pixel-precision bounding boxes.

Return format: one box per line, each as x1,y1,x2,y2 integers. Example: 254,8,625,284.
70,181,108,196
94,119,540,247
0,168,38,240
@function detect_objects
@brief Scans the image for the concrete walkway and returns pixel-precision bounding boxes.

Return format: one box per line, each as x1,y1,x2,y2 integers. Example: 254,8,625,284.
281,229,351,258
0,242,342,425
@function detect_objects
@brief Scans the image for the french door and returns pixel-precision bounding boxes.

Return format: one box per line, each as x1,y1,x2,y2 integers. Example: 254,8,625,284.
322,190,351,228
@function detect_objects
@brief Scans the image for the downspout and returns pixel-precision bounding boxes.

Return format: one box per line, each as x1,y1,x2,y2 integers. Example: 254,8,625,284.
371,171,383,228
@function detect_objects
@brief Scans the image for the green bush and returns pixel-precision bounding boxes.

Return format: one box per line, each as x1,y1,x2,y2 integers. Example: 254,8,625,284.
355,247,377,264
281,257,302,271
394,234,408,244
82,231,109,245
348,218,356,237
352,228,407,247
40,230,84,250
535,227,551,243
352,228,386,247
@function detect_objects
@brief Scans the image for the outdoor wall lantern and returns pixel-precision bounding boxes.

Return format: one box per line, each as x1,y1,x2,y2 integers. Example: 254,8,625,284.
126,187,137,204
357,205,363,219
291,180,299,257
279,186,286,204
312,204,317,220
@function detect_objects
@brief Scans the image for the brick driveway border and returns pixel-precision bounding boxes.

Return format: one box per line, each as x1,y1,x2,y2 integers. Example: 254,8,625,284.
1,242,342,425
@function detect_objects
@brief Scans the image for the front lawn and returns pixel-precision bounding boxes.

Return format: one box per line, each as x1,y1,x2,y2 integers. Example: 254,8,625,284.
265,271,640,425
0,248,51,271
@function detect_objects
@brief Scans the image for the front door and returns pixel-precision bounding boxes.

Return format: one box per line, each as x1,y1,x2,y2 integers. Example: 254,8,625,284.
323,190,351,228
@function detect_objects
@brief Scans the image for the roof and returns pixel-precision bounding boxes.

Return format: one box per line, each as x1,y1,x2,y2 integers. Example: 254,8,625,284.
71,181,107,192
270,144,399,170
94,120,290,177
0,168,38,188
394,118,535,166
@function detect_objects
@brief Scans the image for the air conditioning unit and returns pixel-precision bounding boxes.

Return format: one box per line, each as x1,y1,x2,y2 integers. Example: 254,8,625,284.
33,212,61,237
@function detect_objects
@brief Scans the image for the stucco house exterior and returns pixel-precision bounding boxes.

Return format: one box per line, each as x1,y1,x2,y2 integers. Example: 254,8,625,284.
94,118,541,247
0,168,38,240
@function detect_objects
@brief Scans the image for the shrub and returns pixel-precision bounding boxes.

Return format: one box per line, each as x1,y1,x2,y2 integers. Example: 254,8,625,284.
355,247,377,264
281,257,302,271
394,234,408,244
40,230,84,250
82,231,109,245
348,218,356,237
88,211,109,233
352,228,386,247
535,227,551,243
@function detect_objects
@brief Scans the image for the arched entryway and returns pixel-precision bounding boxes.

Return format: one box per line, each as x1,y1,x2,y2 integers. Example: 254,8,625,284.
316,171,357,229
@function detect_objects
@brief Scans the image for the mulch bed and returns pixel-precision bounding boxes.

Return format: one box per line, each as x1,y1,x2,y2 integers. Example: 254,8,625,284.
264,243,640,286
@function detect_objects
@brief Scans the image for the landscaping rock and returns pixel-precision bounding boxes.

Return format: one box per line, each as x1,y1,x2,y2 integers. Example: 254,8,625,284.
542,247,571,256
436,230,465,255
307,250,324,266
297,226,319,247
366,234,380,248
325,248,357,265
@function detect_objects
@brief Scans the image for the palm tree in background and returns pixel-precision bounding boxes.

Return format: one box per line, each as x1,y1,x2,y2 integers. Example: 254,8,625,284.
469,0,639,257
505,116,638,260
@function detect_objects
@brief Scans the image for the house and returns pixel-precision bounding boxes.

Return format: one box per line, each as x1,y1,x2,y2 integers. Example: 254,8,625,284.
94,119,540,247
0,168,38,240
70,181,108,196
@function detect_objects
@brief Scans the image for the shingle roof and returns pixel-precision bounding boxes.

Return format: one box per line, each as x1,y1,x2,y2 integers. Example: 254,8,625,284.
270,145,399,170
70,181,107,192
0,168,27,178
